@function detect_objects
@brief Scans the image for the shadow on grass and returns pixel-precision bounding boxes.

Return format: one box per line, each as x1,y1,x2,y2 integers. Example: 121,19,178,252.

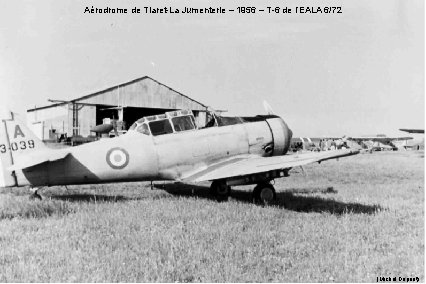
158,183,383,215
47,182,383,215
49,191,173,203
50,194,133,203
276,192,383,214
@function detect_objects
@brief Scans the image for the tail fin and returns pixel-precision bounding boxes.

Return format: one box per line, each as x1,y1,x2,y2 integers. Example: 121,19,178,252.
0,108,46,187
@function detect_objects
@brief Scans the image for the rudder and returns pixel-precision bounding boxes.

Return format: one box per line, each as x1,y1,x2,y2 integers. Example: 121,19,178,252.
0,108,46,187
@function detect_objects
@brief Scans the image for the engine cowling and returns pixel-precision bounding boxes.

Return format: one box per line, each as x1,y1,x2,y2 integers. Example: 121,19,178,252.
265,117,293,156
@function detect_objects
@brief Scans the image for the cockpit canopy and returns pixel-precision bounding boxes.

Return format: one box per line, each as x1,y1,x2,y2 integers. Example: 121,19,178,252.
129,109,197,136
129,109,280,137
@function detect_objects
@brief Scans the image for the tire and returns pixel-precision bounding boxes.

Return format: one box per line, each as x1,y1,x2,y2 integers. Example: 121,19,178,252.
253,183,276,205
210,180,230,202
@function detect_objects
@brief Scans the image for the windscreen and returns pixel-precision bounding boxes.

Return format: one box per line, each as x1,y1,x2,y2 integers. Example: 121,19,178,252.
171,116,195,132
136,124,150,135
149,119,173,136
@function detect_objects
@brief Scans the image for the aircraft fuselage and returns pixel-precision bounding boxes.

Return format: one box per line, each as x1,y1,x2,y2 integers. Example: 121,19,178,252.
16,116,292,187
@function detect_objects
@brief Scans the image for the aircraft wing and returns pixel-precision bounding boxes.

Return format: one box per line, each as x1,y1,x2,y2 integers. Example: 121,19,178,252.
386,137,413,141
8,149,71,171
182,149,359,183
399,129,424,134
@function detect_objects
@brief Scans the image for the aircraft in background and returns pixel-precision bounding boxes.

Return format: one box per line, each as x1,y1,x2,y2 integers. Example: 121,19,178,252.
346,135,413,151
90,123,114,135
91,106,128,138
0,103,359,204
399,129,424,134
399,129,424,150
90,118,126,138
291,134,416,153
290,137,318,152
290,136,351,152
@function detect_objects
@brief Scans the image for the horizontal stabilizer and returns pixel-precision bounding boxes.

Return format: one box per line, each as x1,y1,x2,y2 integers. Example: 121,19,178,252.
8,149,70,171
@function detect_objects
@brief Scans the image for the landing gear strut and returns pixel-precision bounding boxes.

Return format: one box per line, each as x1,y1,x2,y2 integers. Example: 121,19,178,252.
253,183,276,205
29,187,43,200
210,180,231,202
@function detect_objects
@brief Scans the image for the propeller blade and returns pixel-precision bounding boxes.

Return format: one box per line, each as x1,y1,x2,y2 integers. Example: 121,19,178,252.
263,100,275,115
300,165,307,176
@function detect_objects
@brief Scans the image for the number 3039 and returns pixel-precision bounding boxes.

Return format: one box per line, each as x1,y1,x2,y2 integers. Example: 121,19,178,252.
0,140,35,153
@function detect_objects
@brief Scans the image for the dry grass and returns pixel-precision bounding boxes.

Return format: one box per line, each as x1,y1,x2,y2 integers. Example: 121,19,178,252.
0,151,423,282
0,195,76,220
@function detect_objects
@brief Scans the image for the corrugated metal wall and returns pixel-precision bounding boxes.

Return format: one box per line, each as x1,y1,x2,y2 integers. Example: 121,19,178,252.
69,105,96,137
28,104,69,139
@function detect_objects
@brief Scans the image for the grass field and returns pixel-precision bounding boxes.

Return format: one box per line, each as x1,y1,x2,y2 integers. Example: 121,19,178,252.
0,151,423,282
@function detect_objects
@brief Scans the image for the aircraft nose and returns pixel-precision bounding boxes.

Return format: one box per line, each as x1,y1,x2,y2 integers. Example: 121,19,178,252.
265,116,293,155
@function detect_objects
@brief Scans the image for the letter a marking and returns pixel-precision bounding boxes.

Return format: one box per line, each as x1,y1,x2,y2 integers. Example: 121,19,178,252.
14,125,25,138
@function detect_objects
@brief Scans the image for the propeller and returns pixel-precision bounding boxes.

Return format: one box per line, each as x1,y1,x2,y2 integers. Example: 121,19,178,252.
263,100,275,115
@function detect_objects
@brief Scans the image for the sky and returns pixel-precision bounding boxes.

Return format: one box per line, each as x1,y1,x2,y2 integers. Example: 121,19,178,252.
0,0,424,137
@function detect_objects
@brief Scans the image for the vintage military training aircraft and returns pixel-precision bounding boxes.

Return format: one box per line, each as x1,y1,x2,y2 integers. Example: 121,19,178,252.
346,135,413,151
290,136,351,152
0,104,359,204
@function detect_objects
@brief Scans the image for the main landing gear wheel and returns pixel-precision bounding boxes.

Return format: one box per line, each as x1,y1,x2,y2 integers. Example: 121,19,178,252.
210,180,231,202
253,183,276,205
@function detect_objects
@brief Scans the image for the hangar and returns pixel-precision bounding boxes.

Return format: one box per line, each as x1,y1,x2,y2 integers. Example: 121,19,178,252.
27,76,208,142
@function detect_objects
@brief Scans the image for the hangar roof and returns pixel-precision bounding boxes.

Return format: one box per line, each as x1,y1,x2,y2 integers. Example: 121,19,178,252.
28,76,207,112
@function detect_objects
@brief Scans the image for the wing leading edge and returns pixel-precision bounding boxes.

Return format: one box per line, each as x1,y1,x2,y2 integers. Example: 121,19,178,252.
183,149,359,183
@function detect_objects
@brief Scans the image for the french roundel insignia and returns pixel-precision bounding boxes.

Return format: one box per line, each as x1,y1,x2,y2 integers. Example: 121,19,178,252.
106,147,129,169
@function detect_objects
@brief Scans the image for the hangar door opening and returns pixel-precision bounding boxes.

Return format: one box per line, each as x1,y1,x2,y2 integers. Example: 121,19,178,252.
123,107,177,129
95,105,177,131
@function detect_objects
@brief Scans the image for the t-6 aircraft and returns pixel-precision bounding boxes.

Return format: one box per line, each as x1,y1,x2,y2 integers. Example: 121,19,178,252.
290,136,351,152
0,106,359,204
347,135,413,151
